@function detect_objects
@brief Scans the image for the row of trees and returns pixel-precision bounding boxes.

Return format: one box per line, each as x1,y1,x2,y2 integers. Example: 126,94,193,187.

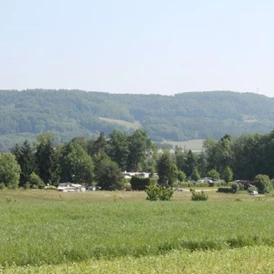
1,129,274,191
1,130,155,190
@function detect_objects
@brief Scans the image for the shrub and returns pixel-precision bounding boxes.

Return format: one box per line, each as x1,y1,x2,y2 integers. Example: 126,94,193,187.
124,182,132,191
158,186,174,201
145,185,159,201
29,173,45,189
217,187,233,193
191,190,208,201
145,185,174,201
253,174,272,194
131,176,151,191
230,182,240,193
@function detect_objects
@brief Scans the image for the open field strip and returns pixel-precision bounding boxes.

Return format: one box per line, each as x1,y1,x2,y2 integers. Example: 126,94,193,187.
3,246,274,274
99,117,141,130
1,190,274,273
163,139,204,152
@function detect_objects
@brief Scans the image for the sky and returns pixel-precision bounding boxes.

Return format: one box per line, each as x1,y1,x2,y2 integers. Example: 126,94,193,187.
1,0,274,97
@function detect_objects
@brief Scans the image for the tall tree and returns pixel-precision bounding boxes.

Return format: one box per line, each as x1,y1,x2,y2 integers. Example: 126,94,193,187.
223,166,233,183
157,150,177,186
191,167,201,181
232,134,262,179
184,150,197,177
174,146,186,172
13,140,36,187
0,152,21,188
61,142,94,185
70,136,88,152
107,130,129,171
95,156,123,190
127,130,154,171
88,132,107,156
35,138,56,184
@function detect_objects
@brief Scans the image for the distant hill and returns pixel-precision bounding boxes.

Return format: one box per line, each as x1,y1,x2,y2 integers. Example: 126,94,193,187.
0,89,274,150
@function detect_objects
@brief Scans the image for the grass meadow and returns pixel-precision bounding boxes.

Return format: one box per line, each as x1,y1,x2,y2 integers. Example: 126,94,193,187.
1,189,274,273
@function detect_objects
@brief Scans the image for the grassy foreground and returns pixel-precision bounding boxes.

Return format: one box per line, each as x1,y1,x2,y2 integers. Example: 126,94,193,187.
3,246,274,274
1,189,274,273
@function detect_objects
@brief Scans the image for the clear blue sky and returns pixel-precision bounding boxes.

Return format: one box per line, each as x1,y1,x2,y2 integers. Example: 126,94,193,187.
1,0,274,96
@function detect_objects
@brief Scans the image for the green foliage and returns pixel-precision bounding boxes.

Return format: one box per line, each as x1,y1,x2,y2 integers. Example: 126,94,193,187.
191,167,201,181
95,156,123,190
130,176,151,191
185,150,197,177
127,130,155,171
230,182,240,193
35,136,58,184
191,190,208,201
253,174,272,194
207,169,220,180
177,170,187,182
223,166,233,183
29,172,45,189
2,90,274,151
144,185,159,201
13,140,36,187
157,150,177,186
217,187,233,193
0,152,21,188
61,142,94,185
107,130,129,171
145,185,174,201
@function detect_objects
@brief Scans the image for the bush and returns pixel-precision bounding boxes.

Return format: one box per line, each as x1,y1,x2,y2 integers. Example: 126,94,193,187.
191,190,208,201
253,174,272,194
230,182,240,193
217,187,233,193
131,176,151,191
158,187,174,201
145,185,174,201
124,182,132,191
29,173,45,189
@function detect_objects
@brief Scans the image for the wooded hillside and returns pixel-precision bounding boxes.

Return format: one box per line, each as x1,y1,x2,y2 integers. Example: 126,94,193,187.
0,89,273,150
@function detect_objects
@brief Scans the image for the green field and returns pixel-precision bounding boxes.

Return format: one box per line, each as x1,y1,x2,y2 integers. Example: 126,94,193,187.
162,139,204,152
99,117,141,130
1,189,274,273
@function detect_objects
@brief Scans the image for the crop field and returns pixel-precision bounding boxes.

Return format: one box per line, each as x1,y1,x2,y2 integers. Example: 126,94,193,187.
163,139,204,152
1,189,274,273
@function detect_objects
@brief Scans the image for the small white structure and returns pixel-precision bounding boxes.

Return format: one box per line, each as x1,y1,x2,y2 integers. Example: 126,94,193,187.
122,171,158,179
57,183,86,192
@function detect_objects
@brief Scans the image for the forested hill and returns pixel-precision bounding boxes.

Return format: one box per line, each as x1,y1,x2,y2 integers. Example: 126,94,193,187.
0,89,274,150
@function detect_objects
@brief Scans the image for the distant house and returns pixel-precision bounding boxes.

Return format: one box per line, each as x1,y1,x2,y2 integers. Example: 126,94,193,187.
57,183,86,192
122,171,158,179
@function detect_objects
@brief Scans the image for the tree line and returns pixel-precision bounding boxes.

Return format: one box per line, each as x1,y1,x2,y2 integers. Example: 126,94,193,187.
1,129,274,191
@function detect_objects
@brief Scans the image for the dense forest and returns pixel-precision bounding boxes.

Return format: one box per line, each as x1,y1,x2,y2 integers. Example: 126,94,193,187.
1,89,274,151
1,129,274,194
